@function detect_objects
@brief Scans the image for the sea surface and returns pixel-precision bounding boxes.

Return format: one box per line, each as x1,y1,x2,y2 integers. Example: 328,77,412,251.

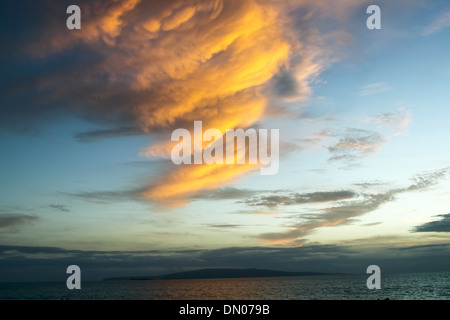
1,272,449,300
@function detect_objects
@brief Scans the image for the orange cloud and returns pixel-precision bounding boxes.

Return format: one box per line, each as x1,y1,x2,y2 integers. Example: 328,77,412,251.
143,162,261,207
20,0,358,205
130,0,291,203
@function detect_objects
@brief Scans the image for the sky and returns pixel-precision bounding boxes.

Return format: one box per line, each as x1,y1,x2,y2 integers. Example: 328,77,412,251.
1,0,450,282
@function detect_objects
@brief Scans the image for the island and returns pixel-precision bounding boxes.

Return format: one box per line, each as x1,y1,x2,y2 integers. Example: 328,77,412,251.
103,268,328,281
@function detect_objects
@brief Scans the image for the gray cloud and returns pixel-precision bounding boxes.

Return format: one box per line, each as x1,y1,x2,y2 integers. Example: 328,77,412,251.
256,167,450,244
244,190,357,208
63,185,258,204
204,224,245,229
422,9,450,36
0,214,38,229
271,69,301,99
353,182,385,189
413,214,450,233
74,126,145,142
358,82,391,97
49,204,70,213
193,187,262,201
407,167,449,191
256,192,395,242
361,222,382,227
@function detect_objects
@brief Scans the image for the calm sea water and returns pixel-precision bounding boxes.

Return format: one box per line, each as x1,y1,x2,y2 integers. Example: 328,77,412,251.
1,272,449,300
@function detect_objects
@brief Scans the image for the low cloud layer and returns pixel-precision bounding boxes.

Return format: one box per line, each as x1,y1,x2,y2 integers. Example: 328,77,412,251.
1,242,449,282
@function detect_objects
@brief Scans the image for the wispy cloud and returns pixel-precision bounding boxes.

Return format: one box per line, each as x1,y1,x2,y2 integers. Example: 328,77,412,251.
422,9,450,36
193,187,262,201
371,109,411,136
62,189,144,204
327,128,386,163
204,224,246,229
358,82,392,97
49,204,70,213
244,190,357,208
1,242,450,282
256,167,450,246
74,126,144,143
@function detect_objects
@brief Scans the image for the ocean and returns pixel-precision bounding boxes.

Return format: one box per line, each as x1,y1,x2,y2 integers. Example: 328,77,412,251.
0,272,449,300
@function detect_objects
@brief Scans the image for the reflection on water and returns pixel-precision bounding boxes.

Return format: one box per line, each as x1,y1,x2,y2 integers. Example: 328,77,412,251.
0,272,449,300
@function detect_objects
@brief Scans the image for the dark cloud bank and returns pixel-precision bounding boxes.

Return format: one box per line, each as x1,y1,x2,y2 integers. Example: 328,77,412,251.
413,214,450,233
1,243,450,282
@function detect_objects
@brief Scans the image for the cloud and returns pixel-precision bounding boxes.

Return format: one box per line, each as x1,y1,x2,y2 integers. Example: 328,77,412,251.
298,108,411,165
258,229,309,245
255,167,450,246
325,110,411,162
193,187,262,200
327,128,386,162
0,214,38,229
358,82,392,97
361,222,382,227
1,0,367,205
422,9,450,36
413,214,450,233
62,189,144,204
372,109,411,136
256,191,397,244
407,167,449,191
244,190,357,208
204,224,245,229
49,204,70,213
353,182,385,189
74,126,145,142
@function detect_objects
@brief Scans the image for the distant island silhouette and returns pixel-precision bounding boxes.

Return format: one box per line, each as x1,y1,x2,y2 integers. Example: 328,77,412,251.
103,268,329,281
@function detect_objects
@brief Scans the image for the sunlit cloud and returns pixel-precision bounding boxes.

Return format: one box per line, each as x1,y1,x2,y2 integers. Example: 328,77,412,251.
0,0,380,205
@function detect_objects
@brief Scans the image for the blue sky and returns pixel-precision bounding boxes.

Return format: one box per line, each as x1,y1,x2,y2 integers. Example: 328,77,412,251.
1,0,450,281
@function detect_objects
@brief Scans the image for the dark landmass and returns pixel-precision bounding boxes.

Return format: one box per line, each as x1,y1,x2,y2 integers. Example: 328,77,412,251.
103,276,154,281
103,268,328,281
